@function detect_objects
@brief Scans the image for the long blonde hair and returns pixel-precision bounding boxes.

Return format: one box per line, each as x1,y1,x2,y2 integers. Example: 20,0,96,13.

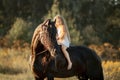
53,15,71,42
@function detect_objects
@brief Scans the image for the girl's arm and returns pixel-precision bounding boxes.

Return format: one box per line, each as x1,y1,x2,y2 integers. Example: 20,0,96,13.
58,25,65,40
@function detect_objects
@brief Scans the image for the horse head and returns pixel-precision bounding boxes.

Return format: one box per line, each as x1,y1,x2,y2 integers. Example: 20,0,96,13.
31,19,61,58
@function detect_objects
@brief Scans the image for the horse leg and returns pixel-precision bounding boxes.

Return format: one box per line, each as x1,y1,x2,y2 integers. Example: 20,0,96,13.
47,73,54,80
88,66,104,80
35,77,44,80
77,74,88,80
89,76,104,80
89,71,104,80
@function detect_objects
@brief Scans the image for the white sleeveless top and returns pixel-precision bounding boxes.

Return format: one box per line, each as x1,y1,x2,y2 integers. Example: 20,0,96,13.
57,28,70,47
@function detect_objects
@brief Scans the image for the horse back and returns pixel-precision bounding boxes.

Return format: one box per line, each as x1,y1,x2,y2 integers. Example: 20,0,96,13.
54,45,103,77
67,45,101,62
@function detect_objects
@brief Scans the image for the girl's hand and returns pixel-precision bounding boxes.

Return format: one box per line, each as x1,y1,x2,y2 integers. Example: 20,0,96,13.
57,37,59,40
56,36,59,40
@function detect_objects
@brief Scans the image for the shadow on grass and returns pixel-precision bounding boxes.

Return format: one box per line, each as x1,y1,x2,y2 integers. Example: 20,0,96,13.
0,65,27,75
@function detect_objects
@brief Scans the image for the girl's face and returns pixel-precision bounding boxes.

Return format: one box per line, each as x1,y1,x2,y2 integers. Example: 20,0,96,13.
55,17,63,27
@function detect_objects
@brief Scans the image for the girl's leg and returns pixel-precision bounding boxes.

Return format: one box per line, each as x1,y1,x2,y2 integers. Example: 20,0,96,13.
61,45,72,70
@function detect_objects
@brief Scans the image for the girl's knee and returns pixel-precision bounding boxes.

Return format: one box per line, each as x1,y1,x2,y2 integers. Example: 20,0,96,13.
61,45,67,50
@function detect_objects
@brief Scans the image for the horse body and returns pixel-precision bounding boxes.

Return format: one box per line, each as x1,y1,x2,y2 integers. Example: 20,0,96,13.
53,46,87,77
31,46,104,80
30,19,104,80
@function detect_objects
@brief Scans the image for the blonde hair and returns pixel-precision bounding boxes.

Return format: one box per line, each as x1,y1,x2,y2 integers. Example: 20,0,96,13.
53,15,71,42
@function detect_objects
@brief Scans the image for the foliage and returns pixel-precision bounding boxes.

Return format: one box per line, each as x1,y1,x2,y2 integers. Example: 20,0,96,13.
0,46,33,80
82,25,101,45
0,0,53,39
103,61,120,80
5,18,33,46
0,0,120,47
89,43,120,60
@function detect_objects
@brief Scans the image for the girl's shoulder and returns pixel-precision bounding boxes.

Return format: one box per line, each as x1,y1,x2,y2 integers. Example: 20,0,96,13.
58,25,66,32
58,25,65,29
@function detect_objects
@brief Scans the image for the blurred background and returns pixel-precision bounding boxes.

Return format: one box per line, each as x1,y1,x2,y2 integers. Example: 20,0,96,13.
0,0,120,80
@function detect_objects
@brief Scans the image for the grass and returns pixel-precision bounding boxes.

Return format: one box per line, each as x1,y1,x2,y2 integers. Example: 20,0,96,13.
0,73,33,80
102,61,120,80
0,47,34,80
0,46,120,80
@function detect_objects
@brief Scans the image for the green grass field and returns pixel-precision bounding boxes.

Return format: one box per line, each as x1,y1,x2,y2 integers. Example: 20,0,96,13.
0,47,120,80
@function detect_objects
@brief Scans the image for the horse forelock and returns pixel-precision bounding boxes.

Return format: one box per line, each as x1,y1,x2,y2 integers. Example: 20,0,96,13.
42,19,51,26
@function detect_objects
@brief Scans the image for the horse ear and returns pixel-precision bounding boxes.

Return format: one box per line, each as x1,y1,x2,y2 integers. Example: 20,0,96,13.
54,19,56,24
46,19,51,25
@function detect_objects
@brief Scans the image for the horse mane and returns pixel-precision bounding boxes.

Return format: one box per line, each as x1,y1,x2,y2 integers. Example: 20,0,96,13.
31,19,51,55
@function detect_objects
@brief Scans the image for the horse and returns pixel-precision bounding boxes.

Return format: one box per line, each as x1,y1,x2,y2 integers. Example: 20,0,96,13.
29,19,104,80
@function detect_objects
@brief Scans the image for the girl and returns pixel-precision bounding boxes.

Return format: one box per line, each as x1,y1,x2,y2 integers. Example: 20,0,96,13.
54,15,72,70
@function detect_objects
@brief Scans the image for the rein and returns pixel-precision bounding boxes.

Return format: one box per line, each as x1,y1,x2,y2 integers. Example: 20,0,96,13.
36,49,48,56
